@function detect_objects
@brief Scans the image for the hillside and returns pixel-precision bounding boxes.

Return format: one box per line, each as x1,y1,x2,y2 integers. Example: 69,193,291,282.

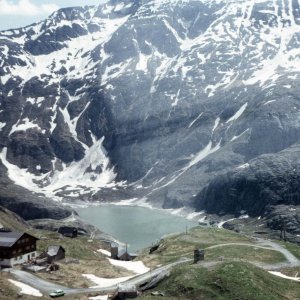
141,262,300,300
0,205,299,299
139,227,300,300
0,0,300,236
0,206,134,299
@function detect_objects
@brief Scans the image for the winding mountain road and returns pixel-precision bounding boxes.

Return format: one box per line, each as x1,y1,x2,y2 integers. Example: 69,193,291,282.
4,258,191,296
205,238,300,269
3,238,299,296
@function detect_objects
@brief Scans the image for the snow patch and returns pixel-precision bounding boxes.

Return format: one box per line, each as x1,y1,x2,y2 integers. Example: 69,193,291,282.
153,140,221,190
212,117,220,133
226,103,248,123
0,148,47,194
0,122,6,130
188,112,203,128
9,118,40,135
89,296,108,300
136,53,149,72
0,136,117,200
237,163,249,169
41,137,117,195
187,211,205,220
263,100,276,105
82,274,133,288
268,271,300,282
188,141,221,169
217,214,249,228
230,128,250,142
8,280,42,297
107,259,149,275
97,249,111,256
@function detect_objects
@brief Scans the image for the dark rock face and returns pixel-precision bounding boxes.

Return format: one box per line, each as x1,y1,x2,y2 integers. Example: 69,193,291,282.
195,144,300,216
0,163,73,220
266,205,300,235
0,0,300,227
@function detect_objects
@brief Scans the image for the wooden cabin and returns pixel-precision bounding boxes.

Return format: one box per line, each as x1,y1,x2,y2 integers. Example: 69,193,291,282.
58,226,78,238
194,249,205,263
39,245,65,264
0,232,39,268
110,243,137,261
117,283,138,299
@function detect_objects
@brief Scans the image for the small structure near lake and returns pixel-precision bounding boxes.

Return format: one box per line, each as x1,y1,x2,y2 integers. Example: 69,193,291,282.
194,249,205,263
117,283,138,299
58,226,78,238
39,245,65,264
110,242,137,261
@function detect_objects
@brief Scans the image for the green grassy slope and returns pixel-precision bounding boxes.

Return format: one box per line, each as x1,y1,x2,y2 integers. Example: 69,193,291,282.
141,262,300,300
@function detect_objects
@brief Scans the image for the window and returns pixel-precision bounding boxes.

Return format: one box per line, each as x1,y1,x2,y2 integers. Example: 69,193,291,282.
31,253,35,258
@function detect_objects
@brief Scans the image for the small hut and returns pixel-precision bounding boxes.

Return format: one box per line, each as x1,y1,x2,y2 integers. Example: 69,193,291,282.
110,242,119,259
117,283,138,299
194,249,205,263
58,227,78,238
110,243,137,261
40,245,65,264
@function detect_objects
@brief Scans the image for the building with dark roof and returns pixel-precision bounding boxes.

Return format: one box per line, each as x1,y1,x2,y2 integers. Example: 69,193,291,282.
117,283,138,299
110,243,137,261
58,226,78,238
0,232,39,268
39,245,65,264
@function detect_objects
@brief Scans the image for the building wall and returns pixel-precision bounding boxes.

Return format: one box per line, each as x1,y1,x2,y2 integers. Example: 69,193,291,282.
56,249,65,261
0,251,37,267
0,234,38,260
111,246,118,259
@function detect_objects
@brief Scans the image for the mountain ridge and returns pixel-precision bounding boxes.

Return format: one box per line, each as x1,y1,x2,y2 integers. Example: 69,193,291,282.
0,0,299,237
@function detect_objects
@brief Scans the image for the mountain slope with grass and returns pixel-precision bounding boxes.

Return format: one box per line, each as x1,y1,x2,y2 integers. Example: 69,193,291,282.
139,227,300,300
0,0,300,236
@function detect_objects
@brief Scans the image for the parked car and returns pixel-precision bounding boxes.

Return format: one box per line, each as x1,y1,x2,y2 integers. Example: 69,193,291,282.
49,289,65,298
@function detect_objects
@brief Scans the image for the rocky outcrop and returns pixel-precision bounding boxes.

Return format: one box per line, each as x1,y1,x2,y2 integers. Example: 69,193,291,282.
0,163,74,220
266,205,300,236
195,144,300,216
0,0,300,227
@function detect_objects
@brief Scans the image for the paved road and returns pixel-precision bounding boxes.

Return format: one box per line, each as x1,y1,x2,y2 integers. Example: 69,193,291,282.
255,237,300,266
205,239,300,270
4,257,191,296
3,238,299,296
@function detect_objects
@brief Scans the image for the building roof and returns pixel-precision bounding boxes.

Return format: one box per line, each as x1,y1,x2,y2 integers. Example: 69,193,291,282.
0,232,23,247
0,232,38,248
58,227,77,234
47,245,65,256
117,248,137,258
118,283,137,293
110,242,119,248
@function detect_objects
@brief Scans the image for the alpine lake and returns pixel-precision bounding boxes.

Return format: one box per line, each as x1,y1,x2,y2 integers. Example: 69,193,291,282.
76,204,198,252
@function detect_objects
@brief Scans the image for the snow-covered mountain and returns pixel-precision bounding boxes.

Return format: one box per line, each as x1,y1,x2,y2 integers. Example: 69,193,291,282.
0,0,300,233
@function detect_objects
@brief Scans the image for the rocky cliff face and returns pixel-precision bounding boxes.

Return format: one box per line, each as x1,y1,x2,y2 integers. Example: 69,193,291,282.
0,0,300,228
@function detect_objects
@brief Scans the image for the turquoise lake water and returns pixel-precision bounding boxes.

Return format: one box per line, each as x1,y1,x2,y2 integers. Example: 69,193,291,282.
76,205,198,251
